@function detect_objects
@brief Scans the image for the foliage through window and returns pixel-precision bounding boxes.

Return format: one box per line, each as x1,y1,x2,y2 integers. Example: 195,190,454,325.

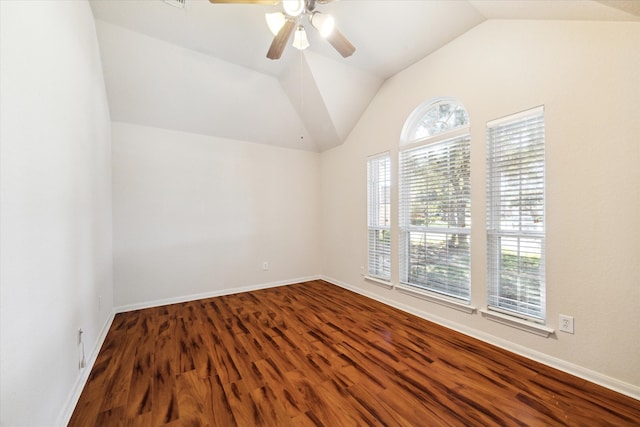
486,106,545,321
367,153,391,280
401,98,470,142
399,98,471,301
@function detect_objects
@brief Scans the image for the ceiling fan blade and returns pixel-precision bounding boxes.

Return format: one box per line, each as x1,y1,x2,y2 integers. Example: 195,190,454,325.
326,27,355,58
266,19,295,60
209,0,280,4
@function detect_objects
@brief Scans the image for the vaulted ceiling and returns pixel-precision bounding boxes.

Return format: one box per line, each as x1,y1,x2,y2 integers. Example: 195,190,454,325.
90,0,639,152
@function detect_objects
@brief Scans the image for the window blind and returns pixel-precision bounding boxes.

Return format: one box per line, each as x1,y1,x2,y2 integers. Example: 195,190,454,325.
486,106,545,321
367,153,391,280
399,135,471,301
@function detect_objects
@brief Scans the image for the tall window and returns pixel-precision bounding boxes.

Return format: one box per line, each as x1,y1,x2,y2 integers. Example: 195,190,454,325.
399,98,471,301
486,106,545,322
367,153,391,280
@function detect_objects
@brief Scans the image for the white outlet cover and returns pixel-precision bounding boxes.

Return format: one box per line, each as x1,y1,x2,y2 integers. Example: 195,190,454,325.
559,314,574,334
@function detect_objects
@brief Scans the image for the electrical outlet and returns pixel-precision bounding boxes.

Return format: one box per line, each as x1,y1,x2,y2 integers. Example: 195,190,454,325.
559,315,574,334
98,295,102,312
360,266,365,276
263,261,269,271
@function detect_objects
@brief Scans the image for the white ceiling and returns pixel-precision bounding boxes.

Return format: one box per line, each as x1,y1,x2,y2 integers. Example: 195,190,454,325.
90,0,639,152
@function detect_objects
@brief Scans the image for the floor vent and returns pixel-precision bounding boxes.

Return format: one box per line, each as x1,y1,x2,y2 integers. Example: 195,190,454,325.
164,0,186,9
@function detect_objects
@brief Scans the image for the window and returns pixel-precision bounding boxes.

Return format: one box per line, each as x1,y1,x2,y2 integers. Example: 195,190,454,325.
399,98,471,302
367,153,391,281
486,106,545,322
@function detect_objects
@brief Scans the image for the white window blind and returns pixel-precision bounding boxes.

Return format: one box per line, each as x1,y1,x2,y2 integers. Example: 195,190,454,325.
399,135,471,301
486,106,545,321
367,153,391,281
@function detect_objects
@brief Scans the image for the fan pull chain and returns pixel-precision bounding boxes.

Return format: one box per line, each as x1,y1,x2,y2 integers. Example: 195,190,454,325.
299,49,304,142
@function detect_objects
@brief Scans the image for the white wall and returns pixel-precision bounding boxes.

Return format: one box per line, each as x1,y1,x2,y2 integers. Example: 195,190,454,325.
321,20,640,394
0,1,113,426
112,122,321,308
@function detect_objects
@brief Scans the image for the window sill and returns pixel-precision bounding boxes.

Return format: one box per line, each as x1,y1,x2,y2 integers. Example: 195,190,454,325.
363,275,393,290
396,285,476,314
480,309,554,338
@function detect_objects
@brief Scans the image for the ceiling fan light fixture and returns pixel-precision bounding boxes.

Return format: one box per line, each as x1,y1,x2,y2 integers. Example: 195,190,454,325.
310,12,335,38
283,0,304,17
292,25,309,50
265,12,286,36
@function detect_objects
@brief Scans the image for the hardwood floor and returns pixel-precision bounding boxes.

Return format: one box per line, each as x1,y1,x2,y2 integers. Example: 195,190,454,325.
69,280,640,426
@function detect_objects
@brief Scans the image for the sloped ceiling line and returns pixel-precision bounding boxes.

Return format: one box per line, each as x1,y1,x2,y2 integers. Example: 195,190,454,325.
278,51,383,152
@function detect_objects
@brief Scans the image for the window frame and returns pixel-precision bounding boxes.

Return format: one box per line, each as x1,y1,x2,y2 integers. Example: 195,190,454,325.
399,98,472,304
486,105,546,323
367,152,392,282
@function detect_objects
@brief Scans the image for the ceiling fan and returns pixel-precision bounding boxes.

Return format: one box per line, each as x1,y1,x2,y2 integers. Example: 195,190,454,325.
208,0,356,60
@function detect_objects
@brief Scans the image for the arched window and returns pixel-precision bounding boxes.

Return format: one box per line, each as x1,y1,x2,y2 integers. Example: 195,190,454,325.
401,97,470,144
398,98,472,303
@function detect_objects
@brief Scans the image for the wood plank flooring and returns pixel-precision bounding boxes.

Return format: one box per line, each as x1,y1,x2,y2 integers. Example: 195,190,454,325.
69,280,640,426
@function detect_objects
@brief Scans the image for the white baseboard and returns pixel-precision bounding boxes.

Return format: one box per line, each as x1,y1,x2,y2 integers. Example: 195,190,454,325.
56,311,115,427
320,275,640,401
114,275,321,313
